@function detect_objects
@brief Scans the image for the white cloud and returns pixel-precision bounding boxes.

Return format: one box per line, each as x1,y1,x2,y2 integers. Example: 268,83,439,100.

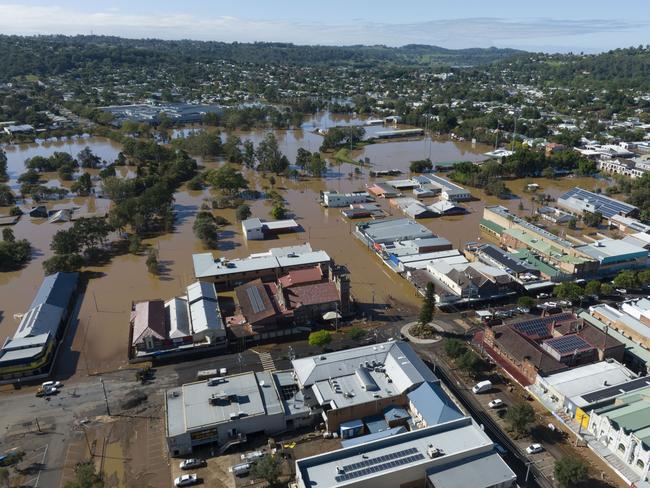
0,4,646,51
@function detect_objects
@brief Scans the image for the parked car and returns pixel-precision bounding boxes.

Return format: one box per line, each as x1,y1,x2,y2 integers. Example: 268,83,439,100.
488,399,504,408
616,289,627,294
180,459,206,470
536,293,549,299
494,443,507,456
526,443,544,454
42,381,62,389
174,474,199,487
472,380,492,394
36,386,58,397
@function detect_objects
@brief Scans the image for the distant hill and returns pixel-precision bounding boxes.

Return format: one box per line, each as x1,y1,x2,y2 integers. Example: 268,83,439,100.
495,46,650,90
0,35,522,80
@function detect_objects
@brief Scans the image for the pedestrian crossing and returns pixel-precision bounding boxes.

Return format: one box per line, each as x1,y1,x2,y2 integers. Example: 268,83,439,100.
258,351,276,371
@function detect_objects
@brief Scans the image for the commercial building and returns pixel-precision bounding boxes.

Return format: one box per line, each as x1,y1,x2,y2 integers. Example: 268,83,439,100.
467,243,540,283
588,387,650,483
482,313,625,386
355,218,434,247
412,174,472,201
575,238,648,276
589,302,650,351
295,417,516,488
193,244,331,288
130,281,227,359
241,218,300,240
610,215,650,235
321,191,371,208
100,103,223,126
557,187,638,219
0,272,78,382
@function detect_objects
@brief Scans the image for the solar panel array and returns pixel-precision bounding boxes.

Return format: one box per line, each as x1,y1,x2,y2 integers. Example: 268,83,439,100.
581,377,650,403
513,313,574,339
544,334,593,355
559,187,637,218
335,449,425,483
246,287,266,314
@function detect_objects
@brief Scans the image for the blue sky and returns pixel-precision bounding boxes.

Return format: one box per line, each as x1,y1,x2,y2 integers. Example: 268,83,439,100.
1,0,649,52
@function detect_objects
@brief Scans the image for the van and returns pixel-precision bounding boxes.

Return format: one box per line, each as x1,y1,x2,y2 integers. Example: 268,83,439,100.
472,380,492,394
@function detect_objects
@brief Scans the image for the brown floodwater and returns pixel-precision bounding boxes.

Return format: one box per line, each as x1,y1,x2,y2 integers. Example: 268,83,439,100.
0,116,603,379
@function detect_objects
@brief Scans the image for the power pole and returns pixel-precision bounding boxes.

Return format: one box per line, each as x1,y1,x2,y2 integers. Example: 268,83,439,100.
100,378,111,416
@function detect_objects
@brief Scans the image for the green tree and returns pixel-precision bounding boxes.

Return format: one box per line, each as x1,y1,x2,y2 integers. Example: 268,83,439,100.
418,282,435,325
63,460,103,488
0,184,15,206
567,217,577,230
146,248,159,274
582,211,602,227
42,253,84,274
51,228,81,255
256,133,288,174
584,280,602,296
601,283,614,296
308,330,332,348
613,270,639,290
242,140,256,168
347,326,367,341
250,455,282,487
457,350,482,377
207,164,248,195
71,172,92,196
505,403,535,434
542,166,555,178
637,270,650,287
193,211,219,248
0,149,8,182
236,204,252,221
443,338,466,359
409,159,433,173
271,202,287,220
2,228,15,243
554,457,588,488
77,147,103,169
128,234,141,254
553,282,584,302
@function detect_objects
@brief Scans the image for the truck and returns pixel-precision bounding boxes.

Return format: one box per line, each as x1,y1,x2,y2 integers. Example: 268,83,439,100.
471,380,492,394
196,369,217,380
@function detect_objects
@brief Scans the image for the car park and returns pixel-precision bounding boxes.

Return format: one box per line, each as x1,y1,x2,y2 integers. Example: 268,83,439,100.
526,443,544,454
180,459,206,470
488,399,504,408
174,474,199,487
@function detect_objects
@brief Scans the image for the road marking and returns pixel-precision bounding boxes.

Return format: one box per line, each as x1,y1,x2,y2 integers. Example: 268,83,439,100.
250,349,276,371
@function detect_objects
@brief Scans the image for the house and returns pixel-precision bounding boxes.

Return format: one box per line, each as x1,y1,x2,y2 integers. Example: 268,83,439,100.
3,124,34,135
131,300,167,351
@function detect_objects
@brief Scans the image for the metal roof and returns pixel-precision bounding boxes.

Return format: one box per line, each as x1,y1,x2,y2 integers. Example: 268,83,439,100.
558,187,637,218
186,281,217,304
29,272,78,310
407,381,463,426
579,375,650,405
356,218,434,244
425,451,516,488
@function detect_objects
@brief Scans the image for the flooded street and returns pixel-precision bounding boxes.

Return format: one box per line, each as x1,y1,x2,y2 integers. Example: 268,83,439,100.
0,116,598,378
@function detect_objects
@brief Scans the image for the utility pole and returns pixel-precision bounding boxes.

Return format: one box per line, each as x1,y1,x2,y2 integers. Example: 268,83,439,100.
100,378,111,416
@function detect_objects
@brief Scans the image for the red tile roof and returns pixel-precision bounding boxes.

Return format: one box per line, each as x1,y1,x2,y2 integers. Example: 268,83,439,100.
278,266,323,288
285,282,340,309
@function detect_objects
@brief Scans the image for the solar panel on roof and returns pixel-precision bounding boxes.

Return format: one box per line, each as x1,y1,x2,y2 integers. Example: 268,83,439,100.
246,287,266,314
544,335,593,355
559,188,637,218
336,453,425,482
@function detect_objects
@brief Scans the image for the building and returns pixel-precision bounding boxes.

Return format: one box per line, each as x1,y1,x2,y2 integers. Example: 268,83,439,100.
610,215,650,235
193,243,331,288
100,103,223,126
0,273,78,382
482,313,625,385
413,175,472,201
295,417,516,488
589,302,650,351
355,218,434,247
3,124,34,135
233,265,350,333
241,218,300,240
531,360,639,419
588,387,650,483
575,238,648,276
598,159,647,179
321,191,371,208
374,128,424,139
130,281,227,358
557,187,638,219
467,243,540,283
367,183,401,199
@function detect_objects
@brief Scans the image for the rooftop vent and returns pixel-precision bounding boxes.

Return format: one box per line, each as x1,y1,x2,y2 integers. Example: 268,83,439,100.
427,446,444,459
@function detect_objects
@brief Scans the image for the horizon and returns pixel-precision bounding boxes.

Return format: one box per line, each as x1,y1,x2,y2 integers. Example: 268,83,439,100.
1,0,649,53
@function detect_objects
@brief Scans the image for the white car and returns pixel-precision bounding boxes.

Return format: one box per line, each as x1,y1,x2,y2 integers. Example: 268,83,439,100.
488,399,504,408
174,473,198,487
180,459,206,470
526,443,544,454
42,381,62,389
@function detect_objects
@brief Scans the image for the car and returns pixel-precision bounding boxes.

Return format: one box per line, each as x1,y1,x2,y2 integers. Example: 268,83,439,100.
180,459,206,470
494,443,507,456
616,289,627,294
41,381,62,389
174,474,198,487
526,443,544,454
36,386,58,397
536,293,549,299
488,399,504,408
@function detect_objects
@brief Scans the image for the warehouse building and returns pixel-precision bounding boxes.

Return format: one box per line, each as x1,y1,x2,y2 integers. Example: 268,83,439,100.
355,218,434,247
557,187,638,219
241,218,300,240
321,191,371,208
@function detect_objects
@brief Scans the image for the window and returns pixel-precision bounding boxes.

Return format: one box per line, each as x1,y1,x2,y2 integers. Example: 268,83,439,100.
618,443,626,453
637,459,645,469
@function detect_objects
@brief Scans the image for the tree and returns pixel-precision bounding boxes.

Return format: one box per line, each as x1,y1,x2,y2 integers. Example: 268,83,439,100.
409,159,433,173
613,270,639,290
146,248,159,274
517,296,535,309
505,403,535,434
223,134,243,164
2,228,14,243
542,166,555,178
193,211,219,248
553,282,583,302
63,460,103,488
207,164,248,195
457,350,482,377
71,172,92,196
236,204,252,221
638,269,650,287
582,211,602,227
601,283,614,296
418,282,435,325
77,147,103,168
0,149,8,182
257,133,288,174
443,338,466,359
584,280,602,296
51,228,81,255
42,253,83,274
567,217,577,230
250,455,282,486
347,326,367,341
309,330,331,348
242,140,256,168
0,184,15,206
554,457,587,488
308,153,328,177
128,234,141,254
271,202,287,220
